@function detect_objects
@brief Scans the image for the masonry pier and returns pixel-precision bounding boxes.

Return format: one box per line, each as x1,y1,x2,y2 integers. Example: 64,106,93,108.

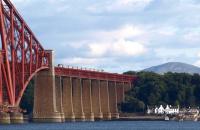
33,50,62,123
29,51,134,122
33,74,133,122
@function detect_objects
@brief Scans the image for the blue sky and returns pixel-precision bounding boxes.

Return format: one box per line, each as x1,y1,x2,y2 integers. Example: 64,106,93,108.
12,0,200,73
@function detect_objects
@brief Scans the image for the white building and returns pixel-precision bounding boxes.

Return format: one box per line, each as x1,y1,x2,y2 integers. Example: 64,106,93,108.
165,105,179,114
147,105,179,115
154,107,158,114
157,105,165,114
147,106,154,114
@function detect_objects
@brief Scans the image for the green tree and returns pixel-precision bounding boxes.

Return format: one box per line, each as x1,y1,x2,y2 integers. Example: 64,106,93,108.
120,71,200,113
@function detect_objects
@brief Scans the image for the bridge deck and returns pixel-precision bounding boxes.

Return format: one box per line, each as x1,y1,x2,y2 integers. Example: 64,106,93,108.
55,67,136,83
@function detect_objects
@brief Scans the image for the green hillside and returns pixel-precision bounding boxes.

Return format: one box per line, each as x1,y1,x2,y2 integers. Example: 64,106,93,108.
121,71,200,113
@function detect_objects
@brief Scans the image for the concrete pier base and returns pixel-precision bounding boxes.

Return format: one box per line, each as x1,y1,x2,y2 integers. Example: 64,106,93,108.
83,113,94,121
103,113,112,120
55,76,65,122
91,80,103,121
0,112,10,124
100,81,112,120
108,82,119,120
72,78,85,121
94,113,103,121
62,77,75,122
82,79,94,121
65,114,75,122
32,112,62,123
60,113,65,122
10,112,24,124
111,113,120,119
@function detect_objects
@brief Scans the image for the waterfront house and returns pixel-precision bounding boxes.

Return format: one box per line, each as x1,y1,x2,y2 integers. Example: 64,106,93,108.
147,105,179,115
165,105,179,114
157,105,165,114
147,106,155,114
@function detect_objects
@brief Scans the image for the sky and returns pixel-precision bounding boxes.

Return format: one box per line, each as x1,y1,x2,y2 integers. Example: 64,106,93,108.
11,0,200,73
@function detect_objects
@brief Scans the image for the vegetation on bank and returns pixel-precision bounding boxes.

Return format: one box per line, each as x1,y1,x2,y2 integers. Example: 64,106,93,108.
120,71,200,113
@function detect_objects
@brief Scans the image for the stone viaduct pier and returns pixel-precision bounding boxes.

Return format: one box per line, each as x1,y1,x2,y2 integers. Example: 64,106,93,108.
33,51,135,122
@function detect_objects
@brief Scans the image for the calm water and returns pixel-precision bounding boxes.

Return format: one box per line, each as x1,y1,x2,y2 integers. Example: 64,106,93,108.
1,121,200,130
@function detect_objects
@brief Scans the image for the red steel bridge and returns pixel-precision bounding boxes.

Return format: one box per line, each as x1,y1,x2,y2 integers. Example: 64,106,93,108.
0,0,136,123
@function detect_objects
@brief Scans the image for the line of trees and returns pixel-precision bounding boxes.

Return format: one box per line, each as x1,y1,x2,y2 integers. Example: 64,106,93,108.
120,71,200,113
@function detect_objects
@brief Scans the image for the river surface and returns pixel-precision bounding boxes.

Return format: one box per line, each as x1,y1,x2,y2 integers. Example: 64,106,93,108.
1,121,200,130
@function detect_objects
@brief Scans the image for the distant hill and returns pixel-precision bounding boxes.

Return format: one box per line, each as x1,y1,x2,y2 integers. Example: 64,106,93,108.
143,62,200,74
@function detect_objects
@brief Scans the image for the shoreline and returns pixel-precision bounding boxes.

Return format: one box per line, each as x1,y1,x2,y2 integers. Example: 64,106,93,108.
116,116,165,121
5,114,200,123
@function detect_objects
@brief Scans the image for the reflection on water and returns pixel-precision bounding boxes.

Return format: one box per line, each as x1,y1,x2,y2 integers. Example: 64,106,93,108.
1,121,200,130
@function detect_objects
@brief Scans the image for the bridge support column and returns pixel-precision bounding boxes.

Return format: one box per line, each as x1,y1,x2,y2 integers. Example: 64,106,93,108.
108,82,119,119
10,112,23,124
117,82,125,103
82,79,94,121
0,112,10,124
100,80,111,120
72,78,85,121
62,77,75,121
33,50,62,123
116,82,124,114
91,80,103,120
55,76,65,122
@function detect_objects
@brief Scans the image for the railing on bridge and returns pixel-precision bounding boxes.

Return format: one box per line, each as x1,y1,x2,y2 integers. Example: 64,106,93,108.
55,65,136,83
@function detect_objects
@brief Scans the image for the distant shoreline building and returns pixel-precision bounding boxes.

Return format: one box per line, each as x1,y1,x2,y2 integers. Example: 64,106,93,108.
147,105,179,115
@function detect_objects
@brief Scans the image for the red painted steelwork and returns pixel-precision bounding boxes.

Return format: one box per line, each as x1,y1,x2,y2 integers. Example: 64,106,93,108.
0,0,50,106
55,67,136,83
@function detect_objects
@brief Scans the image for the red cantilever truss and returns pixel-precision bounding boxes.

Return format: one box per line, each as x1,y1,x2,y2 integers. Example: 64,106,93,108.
0,0,50,106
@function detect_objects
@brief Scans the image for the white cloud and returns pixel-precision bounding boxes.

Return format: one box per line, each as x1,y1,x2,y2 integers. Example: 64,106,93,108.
108,0,154,11
12,0,71,17
87,0,154,13
183,29,200,43
12,0,32,6
88,39,146,57
68,24,180,58
95,24,144,40
113,39,146,56
88,43,109,57
194,60,200,67
154,48,199,58
12,0,29,3
195,52,200,67
154,26,177,36
72,24,148,57
58,57,102,65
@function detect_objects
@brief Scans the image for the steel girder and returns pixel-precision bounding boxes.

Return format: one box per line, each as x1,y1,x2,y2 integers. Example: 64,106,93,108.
0,0,50,107
55,67,136,83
